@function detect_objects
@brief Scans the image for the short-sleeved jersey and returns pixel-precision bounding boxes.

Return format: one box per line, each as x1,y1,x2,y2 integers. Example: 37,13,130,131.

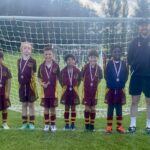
38,60,60,98
81,63,103,101
60,66,81,105
17,57,36,84
0,64,12,95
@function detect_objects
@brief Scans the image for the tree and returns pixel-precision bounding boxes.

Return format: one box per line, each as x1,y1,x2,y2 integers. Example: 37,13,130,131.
103,0,129,55
105,0,128,17
135,0,150,17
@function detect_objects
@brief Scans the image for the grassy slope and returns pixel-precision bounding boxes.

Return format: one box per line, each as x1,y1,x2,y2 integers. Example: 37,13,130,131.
0,110,149,150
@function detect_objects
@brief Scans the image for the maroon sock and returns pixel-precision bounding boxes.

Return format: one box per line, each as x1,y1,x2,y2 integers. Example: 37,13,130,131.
64,111,69,125
22,116,28,124
71,111,76,125
90,112,96,125
116,116,122,127
84,111,90,125
2,112,8,123
29,116,35,124
51,114,56,125
107,116,113,126
44,113,49,125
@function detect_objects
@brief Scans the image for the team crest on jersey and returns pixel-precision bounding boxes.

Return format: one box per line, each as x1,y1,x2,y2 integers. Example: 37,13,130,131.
28,62,33,67
53,68,57,73
138,42,141,47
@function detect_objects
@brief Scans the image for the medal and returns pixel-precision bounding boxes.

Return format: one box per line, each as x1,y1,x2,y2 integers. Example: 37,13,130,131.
0,65,2,88
90,82,93,87
116,78,120,82
68,68,73,91
45,62,53,85
20,56,30,79
89,64,98,87
69,87,73,91
113,60,122,83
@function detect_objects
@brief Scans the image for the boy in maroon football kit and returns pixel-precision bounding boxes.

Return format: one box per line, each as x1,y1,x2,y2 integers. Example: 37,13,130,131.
82,50,103,131
104,46,128,133
60,54,81,130
38,47,60,132
18,42,38,130
0,51,12,129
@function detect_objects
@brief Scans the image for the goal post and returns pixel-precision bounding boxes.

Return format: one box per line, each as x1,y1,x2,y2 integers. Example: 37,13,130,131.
0,16,149,117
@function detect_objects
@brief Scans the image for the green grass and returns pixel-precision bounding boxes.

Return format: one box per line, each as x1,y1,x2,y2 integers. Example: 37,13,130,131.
0,110,150,150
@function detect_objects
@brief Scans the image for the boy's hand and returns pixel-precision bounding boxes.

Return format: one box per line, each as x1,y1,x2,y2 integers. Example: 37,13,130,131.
5,92,9,99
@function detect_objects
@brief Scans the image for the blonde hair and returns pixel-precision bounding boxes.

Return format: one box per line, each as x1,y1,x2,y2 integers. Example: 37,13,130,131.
20,42,33,51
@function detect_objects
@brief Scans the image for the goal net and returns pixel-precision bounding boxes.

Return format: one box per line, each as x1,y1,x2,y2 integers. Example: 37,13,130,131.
0,16,148,117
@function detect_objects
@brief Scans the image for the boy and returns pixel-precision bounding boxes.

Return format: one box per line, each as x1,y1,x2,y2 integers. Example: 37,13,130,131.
60,54,80,130
104,46,128,133
0,51,12,129
82,50,103,131
38,47,60,132
18,42,38,130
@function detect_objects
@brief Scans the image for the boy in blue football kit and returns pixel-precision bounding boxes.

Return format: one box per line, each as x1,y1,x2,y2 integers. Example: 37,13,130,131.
104,46,128,133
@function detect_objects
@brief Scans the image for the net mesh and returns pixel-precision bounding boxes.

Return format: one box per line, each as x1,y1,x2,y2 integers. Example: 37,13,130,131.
0,16,148,117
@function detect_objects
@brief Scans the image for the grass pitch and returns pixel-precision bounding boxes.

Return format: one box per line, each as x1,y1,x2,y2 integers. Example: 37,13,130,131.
0,110,149,150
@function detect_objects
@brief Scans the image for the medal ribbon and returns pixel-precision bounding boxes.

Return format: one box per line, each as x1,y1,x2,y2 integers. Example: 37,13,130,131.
0,65,2,84
90,64,98,82
67,68,73,86
113,60,122,79
45,63,53,81
20,57,30,75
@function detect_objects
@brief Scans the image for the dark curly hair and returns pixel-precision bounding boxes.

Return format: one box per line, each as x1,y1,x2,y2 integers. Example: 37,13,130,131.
64,54,75,62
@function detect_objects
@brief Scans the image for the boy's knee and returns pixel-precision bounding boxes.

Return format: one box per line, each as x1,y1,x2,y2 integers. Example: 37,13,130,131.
28,103,34,108
22,103,28,107
131,100,139,106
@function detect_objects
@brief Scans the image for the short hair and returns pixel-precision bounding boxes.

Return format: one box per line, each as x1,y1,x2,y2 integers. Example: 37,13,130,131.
110,45,122,55
43,46,54,53
88,50,99,58
64,54,75,62
20,42,33,50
